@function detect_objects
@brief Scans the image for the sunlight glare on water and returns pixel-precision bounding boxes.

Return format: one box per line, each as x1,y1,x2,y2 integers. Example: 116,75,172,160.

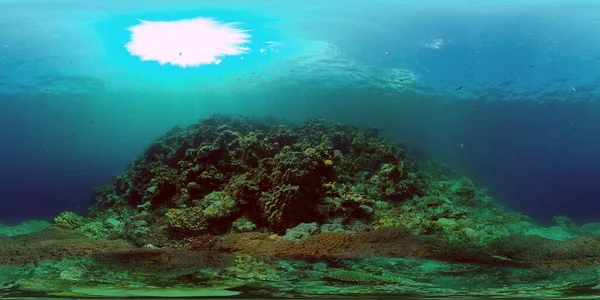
125,17,251,67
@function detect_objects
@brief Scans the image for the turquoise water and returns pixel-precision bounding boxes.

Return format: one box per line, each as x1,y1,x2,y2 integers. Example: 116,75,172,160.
2,0,600,298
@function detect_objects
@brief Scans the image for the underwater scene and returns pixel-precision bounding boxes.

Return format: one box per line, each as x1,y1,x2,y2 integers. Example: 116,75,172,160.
2,0,600,299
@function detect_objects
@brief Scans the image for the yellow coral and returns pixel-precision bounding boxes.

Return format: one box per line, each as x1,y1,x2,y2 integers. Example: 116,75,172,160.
234,254,252,269
397,160,404,173
372,215,401,229
166,208,180,217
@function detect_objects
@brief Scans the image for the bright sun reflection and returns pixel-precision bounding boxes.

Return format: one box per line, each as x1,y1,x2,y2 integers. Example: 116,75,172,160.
125,17,251,68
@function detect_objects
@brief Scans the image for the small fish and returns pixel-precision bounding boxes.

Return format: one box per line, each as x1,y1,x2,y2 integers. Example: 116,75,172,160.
384,52,390,55
534,98,543,104
455,86,463,91
460,142,464,148
571,86,577,92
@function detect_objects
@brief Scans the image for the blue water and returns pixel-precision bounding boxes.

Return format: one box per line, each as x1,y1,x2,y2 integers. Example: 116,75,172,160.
1,0,600,225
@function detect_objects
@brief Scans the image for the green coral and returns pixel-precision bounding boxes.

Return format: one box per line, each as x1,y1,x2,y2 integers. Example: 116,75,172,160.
231,217,256,232
323,269,396,284
79,218,125,239
229,254,280,281
53,212,86,229
523,226,574,241
0,220,50,237
166,207,207,233
199,191,238,219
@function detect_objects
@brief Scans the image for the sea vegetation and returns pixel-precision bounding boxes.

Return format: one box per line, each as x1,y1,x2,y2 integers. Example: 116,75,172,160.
2,115,600,298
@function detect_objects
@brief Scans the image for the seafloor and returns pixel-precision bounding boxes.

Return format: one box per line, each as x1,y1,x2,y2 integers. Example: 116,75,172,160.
2,115,600,299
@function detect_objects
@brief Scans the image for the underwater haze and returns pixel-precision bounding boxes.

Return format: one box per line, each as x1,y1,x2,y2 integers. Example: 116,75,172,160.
2,0,600,298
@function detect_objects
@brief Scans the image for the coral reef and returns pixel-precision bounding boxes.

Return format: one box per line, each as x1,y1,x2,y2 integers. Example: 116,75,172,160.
54,115,600,263
89,115,428,241
3,115,600,298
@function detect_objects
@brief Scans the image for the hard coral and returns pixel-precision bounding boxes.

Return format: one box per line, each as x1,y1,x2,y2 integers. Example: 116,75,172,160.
91,248,233,277
259,150,331,231
90,115,423,240
53,212,87,229
166,207,207,234
215,227,520,268
490,234,600,269
0,227,133,264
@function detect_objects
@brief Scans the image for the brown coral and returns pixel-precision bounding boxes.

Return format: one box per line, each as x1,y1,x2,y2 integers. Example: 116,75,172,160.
0,227,133,264
490,235,600,269
92,248,234,277
165,207,207,233
258,150,331,232
215,227,519,268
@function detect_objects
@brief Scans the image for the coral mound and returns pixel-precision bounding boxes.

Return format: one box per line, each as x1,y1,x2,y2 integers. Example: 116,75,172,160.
5,114,600,299
7,115,600,298
91,115,423,242
81,114,570,263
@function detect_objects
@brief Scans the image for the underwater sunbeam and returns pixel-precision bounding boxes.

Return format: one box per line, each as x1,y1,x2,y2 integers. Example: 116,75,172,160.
125,17,251,68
